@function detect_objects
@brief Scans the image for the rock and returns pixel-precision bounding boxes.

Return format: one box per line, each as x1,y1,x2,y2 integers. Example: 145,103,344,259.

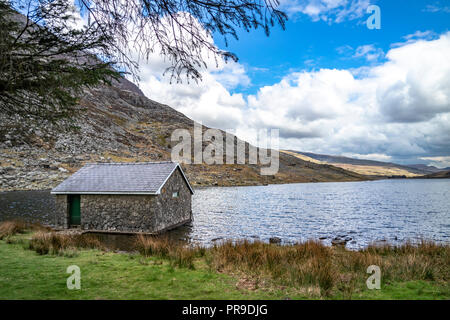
62,157,76,164
211,237,223,242
269,237,281,244
331,239,347,246
331,235,351,246
319,236,328,240
58,167,68,172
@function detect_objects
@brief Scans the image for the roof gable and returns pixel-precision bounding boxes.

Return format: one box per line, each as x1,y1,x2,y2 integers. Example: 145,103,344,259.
51,162,193,195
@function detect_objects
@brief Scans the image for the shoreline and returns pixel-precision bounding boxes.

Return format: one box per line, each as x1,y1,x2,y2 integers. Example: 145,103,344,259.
3,176,450,193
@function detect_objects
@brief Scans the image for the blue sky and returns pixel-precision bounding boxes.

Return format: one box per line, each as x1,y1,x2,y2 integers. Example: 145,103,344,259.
213,0,450,95
118,0,450,168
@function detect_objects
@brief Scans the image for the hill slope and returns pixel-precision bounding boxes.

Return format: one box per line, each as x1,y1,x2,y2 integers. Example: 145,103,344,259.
0,78,367,191
417,170,450,179
283,150,445,177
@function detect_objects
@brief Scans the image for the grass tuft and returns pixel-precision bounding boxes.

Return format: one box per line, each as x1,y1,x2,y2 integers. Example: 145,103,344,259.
29,232,103,256
0,220,49,240
135,234,204,269
2,220,447,298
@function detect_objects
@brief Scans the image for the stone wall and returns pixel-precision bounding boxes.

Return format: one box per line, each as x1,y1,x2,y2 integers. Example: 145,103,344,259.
53,167,192,233
54,194,68,229
80,194,157,232
153,167,192,232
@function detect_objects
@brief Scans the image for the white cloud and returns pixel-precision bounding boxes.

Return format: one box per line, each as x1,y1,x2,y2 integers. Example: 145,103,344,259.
404,30,436,41
342,153,392,162
280,0,371,23
249,33,450,160
136,57,248,129
135,29,450,166
353,44,384,61
420,156,450,168
391,30,438,47
423,2,450,14
336,44,384,62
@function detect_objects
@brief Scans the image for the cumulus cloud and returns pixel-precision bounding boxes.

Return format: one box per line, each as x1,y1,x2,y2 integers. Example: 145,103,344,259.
136,31,450,165
420,156,450,168
136,55,248,129
375,35,450,123
249,33,450,161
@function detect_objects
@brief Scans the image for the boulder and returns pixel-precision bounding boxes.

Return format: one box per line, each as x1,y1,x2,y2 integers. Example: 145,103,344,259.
269,237,282,244
331,239,347,246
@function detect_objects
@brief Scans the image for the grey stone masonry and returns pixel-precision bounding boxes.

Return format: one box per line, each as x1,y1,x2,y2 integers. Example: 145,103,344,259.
53,166,192,233
55,195,69,229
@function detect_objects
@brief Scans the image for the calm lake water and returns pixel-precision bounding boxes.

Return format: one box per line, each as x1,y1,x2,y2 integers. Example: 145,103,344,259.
1,179,449,249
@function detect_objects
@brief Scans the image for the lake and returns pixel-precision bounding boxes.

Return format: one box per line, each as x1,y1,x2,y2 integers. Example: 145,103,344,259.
1,179,449,249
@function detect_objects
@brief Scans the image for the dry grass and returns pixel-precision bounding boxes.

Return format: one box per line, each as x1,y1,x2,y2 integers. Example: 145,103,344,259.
29,232,103,256
2,219,447,298
207,240,336,296
281,150,325,164
359,240,450,282
0,220,49,240
134,237,450,297
135,234,205,269
332,163,421,177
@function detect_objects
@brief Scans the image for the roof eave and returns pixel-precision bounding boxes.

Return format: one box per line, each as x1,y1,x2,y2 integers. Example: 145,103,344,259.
50,191,158,195
155,163,194,195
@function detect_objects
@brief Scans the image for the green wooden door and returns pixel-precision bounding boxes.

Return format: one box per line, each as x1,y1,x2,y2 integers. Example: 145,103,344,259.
69,195,81,226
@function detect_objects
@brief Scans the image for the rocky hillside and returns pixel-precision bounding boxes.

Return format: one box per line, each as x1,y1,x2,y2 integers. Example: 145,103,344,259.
0,77,367,191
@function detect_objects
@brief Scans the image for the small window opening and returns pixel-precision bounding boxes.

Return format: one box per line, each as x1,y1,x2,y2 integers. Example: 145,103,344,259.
172,191,179,198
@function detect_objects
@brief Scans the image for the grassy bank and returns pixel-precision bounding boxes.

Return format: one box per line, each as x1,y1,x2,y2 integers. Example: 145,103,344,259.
0,221,448,300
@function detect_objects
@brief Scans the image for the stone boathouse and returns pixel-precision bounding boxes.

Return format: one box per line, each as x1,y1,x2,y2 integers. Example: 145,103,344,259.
51,162,194,233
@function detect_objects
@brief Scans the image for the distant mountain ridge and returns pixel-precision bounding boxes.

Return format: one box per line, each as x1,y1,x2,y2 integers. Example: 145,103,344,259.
405,164,450,173
284,150,448,177
418,170,450,179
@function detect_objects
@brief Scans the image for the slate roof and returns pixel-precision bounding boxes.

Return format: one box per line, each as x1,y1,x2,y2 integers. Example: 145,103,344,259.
51,162,193,195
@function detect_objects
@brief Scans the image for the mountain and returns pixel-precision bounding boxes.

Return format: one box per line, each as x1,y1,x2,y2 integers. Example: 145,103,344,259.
417,170,450,179
405,164,450,173
283,150,446,177
0,77,368,192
